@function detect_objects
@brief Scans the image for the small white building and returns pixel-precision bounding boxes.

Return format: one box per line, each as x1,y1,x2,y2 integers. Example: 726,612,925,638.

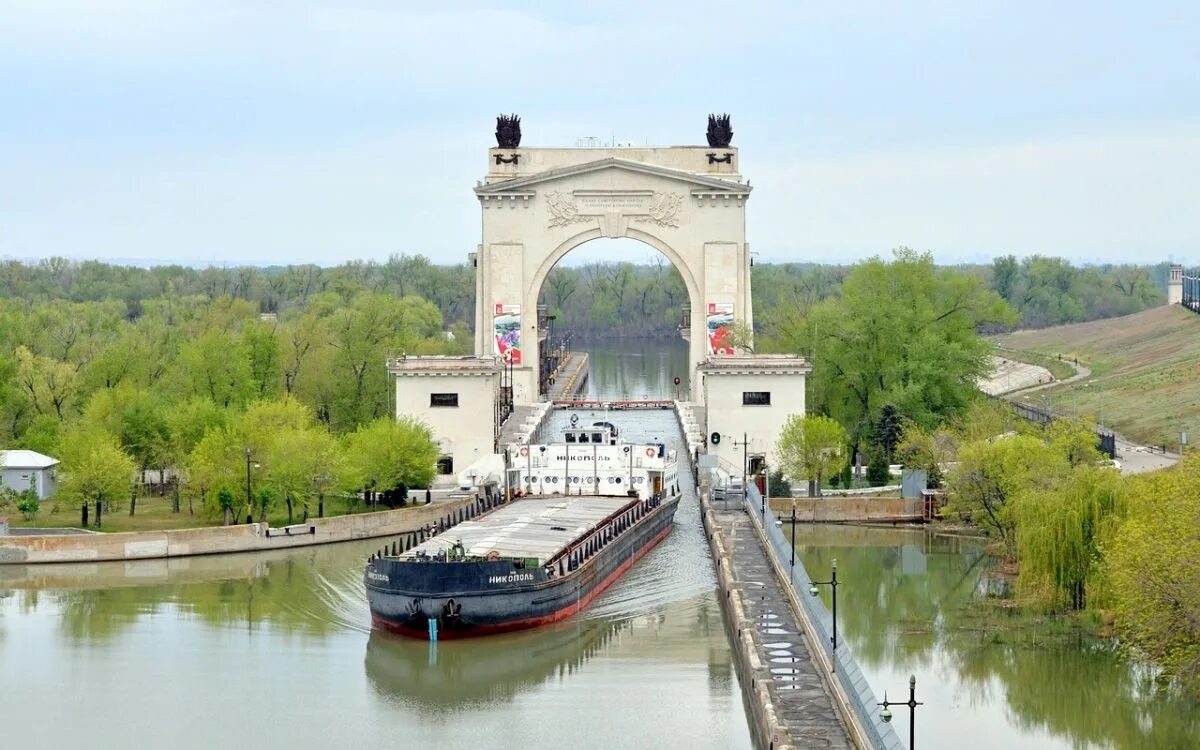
698,355,812,475
2,450,60,500
388,355,502,482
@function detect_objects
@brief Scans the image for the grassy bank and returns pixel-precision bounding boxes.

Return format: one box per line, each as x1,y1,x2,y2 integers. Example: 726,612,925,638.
2,493,422,534
993,346,1077,381
992,305,1200,446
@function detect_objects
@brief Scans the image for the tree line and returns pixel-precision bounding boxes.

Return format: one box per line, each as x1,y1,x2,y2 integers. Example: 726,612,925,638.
0,254,1174,342
0,286,465,523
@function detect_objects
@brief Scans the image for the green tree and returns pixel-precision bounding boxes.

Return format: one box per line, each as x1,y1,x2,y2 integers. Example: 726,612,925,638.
776,414,849,497
1014,465,1123,609
1103,456,1200,694
57,428,137,513
774,249,1015,446
343,417,438,501
945,434,1064,553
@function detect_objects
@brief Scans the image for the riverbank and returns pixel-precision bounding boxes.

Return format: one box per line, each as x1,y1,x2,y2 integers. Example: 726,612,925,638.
0,497,475,565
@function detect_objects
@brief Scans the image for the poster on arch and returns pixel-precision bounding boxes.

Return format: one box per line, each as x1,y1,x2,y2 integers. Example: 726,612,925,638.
494,303,522,365
706,302,734,355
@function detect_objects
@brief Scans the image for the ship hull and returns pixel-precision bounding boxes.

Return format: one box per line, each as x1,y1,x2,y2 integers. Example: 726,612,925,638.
366,495,679,639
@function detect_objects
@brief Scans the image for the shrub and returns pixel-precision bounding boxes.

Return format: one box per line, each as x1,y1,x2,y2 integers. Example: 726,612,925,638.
17,492,40,520
866,452,890,486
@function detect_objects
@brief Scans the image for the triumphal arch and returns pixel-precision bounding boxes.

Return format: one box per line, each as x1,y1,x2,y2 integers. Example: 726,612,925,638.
473,116,754,404
392,116,809,477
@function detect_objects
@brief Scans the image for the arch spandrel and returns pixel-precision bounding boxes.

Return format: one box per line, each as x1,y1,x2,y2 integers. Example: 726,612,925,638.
475,154,753,404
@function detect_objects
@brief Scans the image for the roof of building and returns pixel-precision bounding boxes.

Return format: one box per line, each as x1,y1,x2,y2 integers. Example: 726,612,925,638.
387,355,502,375
1,450,59,469
698,354,812,374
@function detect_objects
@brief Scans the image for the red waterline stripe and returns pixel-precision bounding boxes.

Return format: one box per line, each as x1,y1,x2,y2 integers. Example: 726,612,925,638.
374,522,674,640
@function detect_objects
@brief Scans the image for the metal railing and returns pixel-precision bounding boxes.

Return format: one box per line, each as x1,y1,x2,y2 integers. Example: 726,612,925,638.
743,483,905,750
992,396,1117,459
1183,271,1200,316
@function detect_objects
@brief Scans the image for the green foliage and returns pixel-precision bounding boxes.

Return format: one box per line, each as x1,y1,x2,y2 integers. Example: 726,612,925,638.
1102,456,1200,695
1014,466,1123,610
767,469,792,497
16,489,39,520
344,417,439,494
945,433,1066,552
57,428,137,508
776,414,849,496
770,249,1016,445
866,451,891,486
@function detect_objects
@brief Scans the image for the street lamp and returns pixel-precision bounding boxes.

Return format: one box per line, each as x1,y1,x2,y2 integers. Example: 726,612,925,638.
790,498,797,569
878,675,923,749
809,558,839,670
245,449,262,522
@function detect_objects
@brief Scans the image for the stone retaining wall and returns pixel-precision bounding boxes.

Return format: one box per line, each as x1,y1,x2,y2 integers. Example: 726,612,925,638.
0,499,474,565
769,496,923,524
701,496,795,750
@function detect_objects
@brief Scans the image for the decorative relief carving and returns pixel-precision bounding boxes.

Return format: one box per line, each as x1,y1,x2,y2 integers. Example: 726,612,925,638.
544,191,683,229
633,192,683,227
545,192,590,227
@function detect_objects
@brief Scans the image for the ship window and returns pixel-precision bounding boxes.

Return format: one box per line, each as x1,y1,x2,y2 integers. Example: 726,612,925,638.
591,433,603,443
430,392,459,407
437,456,454,475
566,433,577,443
742,391,771,406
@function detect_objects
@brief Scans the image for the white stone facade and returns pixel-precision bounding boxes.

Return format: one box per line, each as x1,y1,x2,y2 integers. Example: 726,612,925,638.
1168,264,1183,305
698,356,811,474
474,146,754,403
388,357,501,480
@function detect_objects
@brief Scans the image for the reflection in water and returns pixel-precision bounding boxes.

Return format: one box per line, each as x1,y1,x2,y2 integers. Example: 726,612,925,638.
796,525,1200,750
580,338,690,400
366,619,626,709
0,407,751,749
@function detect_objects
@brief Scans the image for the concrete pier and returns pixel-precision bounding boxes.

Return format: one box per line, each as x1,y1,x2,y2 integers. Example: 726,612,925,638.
544,351,589,399
705,497,857,749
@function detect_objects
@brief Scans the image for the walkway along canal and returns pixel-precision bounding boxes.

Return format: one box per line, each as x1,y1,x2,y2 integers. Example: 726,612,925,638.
703,482,905,750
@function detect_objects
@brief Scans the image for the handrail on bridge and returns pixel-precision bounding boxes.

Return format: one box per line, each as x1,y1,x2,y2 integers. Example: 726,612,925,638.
550,399,675,410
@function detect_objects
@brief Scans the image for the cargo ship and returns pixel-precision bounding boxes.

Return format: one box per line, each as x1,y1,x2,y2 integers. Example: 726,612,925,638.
365,422,681,639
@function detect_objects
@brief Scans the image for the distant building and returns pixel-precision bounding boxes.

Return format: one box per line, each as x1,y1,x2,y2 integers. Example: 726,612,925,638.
1,450,60,500
1168,265,1183,305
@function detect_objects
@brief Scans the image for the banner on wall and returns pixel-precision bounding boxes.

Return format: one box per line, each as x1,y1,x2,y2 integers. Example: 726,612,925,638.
494,304,522,365
706,302,734,355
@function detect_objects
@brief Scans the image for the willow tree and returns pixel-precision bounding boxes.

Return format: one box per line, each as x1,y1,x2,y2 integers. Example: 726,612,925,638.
777,414,849,496
945,434,1064,553
1103,456,1200,694
1014,465,1124,609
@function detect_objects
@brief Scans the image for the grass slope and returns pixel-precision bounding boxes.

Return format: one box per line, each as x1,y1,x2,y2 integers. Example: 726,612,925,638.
993,305,1200,447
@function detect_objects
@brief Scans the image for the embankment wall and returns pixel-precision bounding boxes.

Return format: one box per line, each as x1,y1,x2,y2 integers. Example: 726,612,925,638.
0,499,474,565
769,496,923,523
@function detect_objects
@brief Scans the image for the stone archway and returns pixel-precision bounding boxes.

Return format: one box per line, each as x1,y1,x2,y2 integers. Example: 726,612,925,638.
473,149,754,404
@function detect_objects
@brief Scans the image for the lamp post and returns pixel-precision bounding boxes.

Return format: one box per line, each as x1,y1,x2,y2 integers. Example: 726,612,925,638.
878,675,923,749
809,558,839,670
245,449,253,520
790,498,797,569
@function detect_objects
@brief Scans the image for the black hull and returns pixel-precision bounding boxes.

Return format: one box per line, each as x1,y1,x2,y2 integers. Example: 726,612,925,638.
365,495,680,639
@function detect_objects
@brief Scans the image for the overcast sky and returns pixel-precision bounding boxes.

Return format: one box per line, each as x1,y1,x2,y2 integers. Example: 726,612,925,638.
2,1,1198,269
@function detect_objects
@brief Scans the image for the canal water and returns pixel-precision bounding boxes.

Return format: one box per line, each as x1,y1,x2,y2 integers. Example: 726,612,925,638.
795,525,1200,750
0,338,750,749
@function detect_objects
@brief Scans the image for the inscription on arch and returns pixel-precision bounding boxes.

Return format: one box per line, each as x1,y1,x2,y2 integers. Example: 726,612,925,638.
544,191,682,229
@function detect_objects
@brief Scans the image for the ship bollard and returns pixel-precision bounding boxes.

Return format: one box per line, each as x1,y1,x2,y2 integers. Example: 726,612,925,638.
392,541,398,556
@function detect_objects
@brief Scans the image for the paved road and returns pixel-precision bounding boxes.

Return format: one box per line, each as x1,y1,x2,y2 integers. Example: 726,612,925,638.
994,356,1177,475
